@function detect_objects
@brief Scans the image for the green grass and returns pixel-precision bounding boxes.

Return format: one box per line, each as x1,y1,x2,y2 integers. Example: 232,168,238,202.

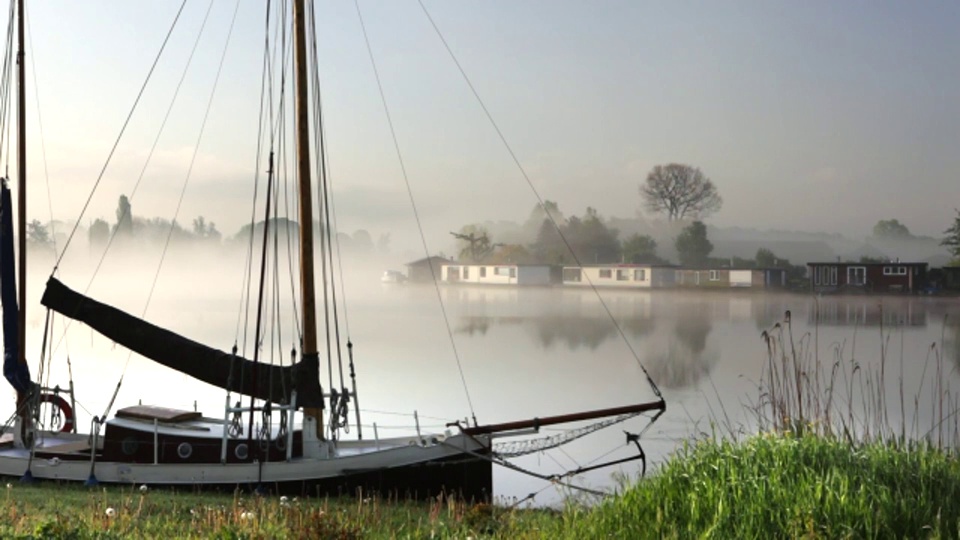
539,434,960,539
5,436,960,538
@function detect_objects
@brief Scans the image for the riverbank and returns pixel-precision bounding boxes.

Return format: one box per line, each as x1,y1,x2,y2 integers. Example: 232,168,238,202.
4,433,959,538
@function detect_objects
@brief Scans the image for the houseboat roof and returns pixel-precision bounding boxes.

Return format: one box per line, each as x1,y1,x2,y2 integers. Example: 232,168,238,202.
806,261,928,267
405,256,453,267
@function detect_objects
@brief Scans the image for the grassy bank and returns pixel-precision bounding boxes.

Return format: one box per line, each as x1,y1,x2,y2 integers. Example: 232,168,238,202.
5,435,959,538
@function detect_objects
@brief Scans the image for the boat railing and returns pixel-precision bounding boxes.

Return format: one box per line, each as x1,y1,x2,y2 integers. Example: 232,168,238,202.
220,391,297,463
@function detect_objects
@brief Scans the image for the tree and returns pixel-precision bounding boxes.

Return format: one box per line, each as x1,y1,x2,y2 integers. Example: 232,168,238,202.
450,225,501,263
640,164,722,220
942,209,960,261
531,219,567,264
873,219,911,239
622,234,660,264
115,195,133,237
192,216,221,242
566,208,620,263
26,220,52,249
522,200,565,242
88,218,109,249
756,248,777,267
675,220,713,267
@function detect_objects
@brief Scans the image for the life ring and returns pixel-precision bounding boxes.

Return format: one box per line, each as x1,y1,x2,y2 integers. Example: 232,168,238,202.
39,393,75,433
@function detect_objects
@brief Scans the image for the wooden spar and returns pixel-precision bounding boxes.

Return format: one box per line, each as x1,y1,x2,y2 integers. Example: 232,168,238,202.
15,0,26,372
460,399,666,436
293,0,323,437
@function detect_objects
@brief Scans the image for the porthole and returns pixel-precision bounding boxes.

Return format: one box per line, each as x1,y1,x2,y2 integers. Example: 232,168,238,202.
121,437,139,456
177,442,193,459
235,443,249,460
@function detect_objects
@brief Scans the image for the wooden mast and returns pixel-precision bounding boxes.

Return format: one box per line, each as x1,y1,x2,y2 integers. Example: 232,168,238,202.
292,0,323,437
15,0,26,378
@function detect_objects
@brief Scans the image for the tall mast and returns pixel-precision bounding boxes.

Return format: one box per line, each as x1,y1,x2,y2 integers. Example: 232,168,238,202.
292,0,323,435
16,0,26,371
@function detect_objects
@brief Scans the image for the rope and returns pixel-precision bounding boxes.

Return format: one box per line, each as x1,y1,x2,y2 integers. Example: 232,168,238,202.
52,0,189,270
492,412,641,458
415,1,663,400
354,0,477,422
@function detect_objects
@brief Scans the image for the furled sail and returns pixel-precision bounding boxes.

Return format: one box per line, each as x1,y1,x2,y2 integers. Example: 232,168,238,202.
0,182,31,395
41,277,323,408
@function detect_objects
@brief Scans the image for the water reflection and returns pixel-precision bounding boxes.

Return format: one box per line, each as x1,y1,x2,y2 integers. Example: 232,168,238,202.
645,311,719,389
809,297,927,327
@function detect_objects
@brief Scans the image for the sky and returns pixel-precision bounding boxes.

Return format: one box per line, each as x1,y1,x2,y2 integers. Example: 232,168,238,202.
11,1,960,257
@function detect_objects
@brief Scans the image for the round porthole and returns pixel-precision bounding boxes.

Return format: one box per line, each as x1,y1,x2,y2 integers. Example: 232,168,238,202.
121,437,139,456
235,443,249,460
177,442,193,459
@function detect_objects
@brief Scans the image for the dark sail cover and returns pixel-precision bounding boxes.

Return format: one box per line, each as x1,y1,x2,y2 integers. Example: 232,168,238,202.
41,276,323,408
0,182,31,394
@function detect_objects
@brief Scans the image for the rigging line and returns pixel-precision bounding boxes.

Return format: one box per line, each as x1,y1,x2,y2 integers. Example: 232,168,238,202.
307,1,346,391
416,0,662,400
305,3,335,398
354,0,477,419
141,0,241,318
48,0,217,358
0,1,13,172
238,0,280,358
270,0,300,342
25,4,59,261
108,0,241,393
52,0,188,270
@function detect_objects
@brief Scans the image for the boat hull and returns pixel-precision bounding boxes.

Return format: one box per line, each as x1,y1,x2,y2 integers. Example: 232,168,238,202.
0,431,492,501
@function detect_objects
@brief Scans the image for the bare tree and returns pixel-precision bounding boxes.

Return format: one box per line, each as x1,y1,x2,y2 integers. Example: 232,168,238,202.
640,164,722,220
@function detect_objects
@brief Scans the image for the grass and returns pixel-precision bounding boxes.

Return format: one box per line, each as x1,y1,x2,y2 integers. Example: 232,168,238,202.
5,305,959,538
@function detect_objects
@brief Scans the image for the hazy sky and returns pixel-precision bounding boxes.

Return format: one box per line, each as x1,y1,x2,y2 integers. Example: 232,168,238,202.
16,1,960,253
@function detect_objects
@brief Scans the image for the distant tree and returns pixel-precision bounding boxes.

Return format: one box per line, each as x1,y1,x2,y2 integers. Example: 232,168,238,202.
88,218,109,249
640,164,722,221
115,195,133,237
192,216,221,242
531,219,565,264
522,200,566,242
487,244,534,264
351,229,374,253
566,208,620,263
451,225,500,263
873,219,912,239
756,248,778,267
26,220,53,250
942,209,960,261
675,220,713,267
622,234,660,264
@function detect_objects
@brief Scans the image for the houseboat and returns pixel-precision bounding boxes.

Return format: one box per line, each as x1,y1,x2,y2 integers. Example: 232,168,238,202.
807,261,928,294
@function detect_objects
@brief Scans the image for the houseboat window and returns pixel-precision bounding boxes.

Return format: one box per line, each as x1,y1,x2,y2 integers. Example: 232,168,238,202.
634,269,646,281
883,266,907,276
830,267,838,285
480,267,487,278
510,268,516,278
447,266,460,280
563,268,582,282
463,267,470,279
617,269,630,281
709,270,719,281
495,267,511,277
599,269,612,279
814,267,821,286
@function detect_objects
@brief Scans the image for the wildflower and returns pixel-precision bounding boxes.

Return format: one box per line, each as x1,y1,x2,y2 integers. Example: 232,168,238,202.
5,483,10,489
105,507,116,518
139,484,148,493
240,511,255,520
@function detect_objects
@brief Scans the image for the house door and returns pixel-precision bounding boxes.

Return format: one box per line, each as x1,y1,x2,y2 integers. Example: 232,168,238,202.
847,266,866,286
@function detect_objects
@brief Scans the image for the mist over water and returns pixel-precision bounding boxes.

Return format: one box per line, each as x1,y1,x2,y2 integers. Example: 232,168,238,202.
8,244,960,502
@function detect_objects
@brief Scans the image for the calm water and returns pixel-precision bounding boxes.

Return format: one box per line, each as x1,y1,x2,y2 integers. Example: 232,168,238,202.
8,258,960,504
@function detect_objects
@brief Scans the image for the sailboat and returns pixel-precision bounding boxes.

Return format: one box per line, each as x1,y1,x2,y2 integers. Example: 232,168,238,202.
0,1,665,499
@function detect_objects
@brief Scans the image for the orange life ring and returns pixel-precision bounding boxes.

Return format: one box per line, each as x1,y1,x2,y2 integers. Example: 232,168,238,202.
40,393,75,433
